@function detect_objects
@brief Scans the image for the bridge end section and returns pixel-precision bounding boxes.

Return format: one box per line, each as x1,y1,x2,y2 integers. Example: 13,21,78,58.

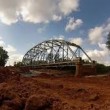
75,58,96,77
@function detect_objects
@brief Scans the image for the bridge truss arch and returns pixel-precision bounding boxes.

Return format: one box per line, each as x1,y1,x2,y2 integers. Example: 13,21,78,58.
22,39,92,65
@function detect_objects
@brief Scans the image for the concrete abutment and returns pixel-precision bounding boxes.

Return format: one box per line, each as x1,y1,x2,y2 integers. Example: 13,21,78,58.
75,58,96,77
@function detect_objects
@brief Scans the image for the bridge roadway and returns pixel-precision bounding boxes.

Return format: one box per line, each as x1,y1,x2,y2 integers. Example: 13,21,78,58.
32,61,76,68
20,60,95,77
24,60,92,69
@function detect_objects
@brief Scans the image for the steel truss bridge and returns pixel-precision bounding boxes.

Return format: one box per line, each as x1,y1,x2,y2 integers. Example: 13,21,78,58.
22,39,93,67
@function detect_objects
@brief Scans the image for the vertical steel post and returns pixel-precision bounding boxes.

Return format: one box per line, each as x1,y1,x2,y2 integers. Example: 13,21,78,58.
63,43,64,61
67,46,68,60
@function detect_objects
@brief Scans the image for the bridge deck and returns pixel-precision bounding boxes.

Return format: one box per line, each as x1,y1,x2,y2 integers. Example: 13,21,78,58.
23,61,92,69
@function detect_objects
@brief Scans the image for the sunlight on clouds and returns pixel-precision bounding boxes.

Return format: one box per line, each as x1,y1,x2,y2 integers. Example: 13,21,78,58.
0,0,80,25
0,0,21,25
88,27,104,44
87,18,110,65
0,12,18,25
82,43,110,65
59,0,79,15
88,18,110,44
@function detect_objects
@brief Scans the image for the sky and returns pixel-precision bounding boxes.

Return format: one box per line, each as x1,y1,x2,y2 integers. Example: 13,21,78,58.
0,0,110,65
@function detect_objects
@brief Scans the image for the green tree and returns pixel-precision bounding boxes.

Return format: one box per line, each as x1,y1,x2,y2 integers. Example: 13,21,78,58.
14,61,24,67
106,32,110,50
96,63,110,74
0,47,9,66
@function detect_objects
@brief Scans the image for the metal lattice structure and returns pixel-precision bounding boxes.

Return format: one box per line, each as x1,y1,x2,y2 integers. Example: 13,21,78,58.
22,39,92,66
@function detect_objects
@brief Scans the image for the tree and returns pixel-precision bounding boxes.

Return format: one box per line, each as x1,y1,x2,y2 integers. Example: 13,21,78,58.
96,63,110,74
106,32,110,50
0,47,9,66
14,61,24,67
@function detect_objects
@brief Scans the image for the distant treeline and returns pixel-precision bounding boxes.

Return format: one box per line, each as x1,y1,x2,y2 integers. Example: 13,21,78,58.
96,63,110,74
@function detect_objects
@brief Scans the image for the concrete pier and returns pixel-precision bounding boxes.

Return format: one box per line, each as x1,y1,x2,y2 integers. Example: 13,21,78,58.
75,58,96,77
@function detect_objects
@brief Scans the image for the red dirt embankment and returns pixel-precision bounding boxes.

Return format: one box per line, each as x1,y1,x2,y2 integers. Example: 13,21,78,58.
0,67,20,83
0,67,110,110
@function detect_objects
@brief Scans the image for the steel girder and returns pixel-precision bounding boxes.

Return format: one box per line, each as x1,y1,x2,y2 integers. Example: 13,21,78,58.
22,39,92,65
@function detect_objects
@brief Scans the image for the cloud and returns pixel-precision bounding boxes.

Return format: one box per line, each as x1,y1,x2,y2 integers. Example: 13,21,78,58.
52,35,65,40
0,0,22,25
88,18,110,44
0,36,23,66
88,27,104,44
82,43,110,65
86,18,110,65
0,0,80,25
6,54,23,66
52,15,62,21
59,0,79,15
5,45,16,53
65,17,83,32
0,40,5,46
69,37,83,45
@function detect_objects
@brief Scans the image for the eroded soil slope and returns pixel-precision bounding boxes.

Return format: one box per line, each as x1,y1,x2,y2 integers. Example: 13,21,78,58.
0,67,110,110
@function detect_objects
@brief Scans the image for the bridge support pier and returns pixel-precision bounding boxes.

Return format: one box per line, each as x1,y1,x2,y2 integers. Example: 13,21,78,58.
75,58,96,77
75,58,82,77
